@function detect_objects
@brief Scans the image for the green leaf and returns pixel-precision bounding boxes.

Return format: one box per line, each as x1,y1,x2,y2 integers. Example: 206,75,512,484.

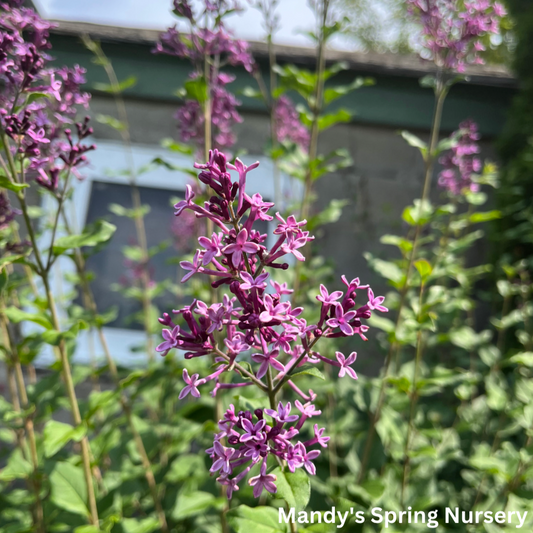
479,345,500,367
317,109,351,131
93,75,137,93
361,478,385,499
95,113,125,131
380,234,413,253
0,449,32,481
241,86,264,100
510,352,533,367
53,220,117,255
364,253,404,285
227,504,286,533
400,131,428,158
486,373,507,411
273,64,316,99
419,75,436,89
172,490,224,520
120,369,146,389
50,461,89,517
26,91,51,105
0,268,8,294
161,137,194,154
272,467,310,513
43,420,87,458
464,191,487,206
414,259,433,282
323,77,374,105
469,210,501,223
184,76,208,104
41,320,88,346
109,203,150,219
367,314,395,333
496,280,513,297
449,327,488,351
290,365,325,381
74,526,101,533
0,254,26,272
307,199,348,230
95,306,118,327
4,306,53,329
122,518,159,533
0,174,29,192
402,199,432,226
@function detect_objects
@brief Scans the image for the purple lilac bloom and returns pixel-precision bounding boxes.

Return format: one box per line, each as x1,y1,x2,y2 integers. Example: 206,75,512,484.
407,0,506,72
273,95,310,150
206,403,324,499
0,4,95,191
154,4,254,152
175,73,243,151
157,149,388,498
438,119,482,195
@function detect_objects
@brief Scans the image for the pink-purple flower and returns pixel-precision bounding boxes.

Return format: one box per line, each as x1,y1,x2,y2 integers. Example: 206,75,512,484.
157,149,388,499
178,369,206,399
407,0,505,72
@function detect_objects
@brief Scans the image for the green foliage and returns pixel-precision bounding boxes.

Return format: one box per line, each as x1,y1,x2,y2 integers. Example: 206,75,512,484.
271,467,311,513
52,220,117,255
228,505,286,533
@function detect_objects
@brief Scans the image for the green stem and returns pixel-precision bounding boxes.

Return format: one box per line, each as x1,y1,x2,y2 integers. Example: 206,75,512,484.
292,0,330,304
83,36,155,360
357,77,447,483
400,282,426,508
60,209,169,533
1,312,44,533
272,337,320,396
4,138,99,526
42,275,99,525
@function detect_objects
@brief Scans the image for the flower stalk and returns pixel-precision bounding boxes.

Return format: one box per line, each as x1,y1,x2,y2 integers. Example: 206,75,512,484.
60,209,170,533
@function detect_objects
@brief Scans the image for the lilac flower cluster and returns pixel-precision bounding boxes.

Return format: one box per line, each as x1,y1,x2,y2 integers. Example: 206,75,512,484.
0,3,94,192
156,26,252,72
208,402,326,499
438,119,481,195
157,149,387,498
407,0,506,72
175,73,243,149
274,95,310,151
154,1,253,151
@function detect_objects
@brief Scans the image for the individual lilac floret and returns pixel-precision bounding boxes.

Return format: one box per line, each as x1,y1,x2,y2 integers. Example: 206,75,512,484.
249,458,277,498
265,401,299,424
178,369,206,399
336,351,358,380
206,404,324,499
156,325,181,356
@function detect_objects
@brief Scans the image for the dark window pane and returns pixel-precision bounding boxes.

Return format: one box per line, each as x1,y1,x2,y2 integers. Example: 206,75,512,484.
84,180,192,329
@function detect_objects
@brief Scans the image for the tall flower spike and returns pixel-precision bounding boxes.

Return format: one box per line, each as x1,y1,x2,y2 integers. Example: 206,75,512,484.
158,151,388,499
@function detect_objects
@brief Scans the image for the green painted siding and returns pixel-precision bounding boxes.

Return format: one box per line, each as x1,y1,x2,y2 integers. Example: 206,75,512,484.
49,33,515,138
